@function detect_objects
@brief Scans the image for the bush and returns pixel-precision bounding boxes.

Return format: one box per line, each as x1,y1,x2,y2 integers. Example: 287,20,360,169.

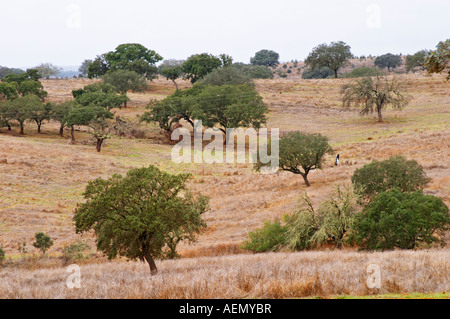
285,185,358,250
33,232,53,254
0,246,5,264
343,67,381,78
352,156,430,201
200,66,251,86
302,67,334,79
350,189,450,250
233,63,274,79
242,220,287,253
62,241,89,260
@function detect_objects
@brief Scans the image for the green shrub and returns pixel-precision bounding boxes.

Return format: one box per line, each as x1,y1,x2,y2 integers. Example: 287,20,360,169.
302,66,334,79
343,66,381,78
350,189,450,250
33,232,53,254
232,63,274,79
352,156,430,201
200,66,251,86
242,220,287,252
0,246,5,264
62,240,89,260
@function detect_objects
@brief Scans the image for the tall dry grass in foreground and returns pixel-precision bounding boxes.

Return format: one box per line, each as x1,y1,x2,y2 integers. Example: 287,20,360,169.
0,249,448,298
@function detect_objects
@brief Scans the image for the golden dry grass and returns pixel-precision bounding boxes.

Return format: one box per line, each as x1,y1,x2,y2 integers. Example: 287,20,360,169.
0,74,449,298
0,249,448,298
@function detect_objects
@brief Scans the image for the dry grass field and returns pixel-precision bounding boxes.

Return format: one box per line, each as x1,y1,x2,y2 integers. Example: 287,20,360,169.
0,250,448,298
0,73,449,298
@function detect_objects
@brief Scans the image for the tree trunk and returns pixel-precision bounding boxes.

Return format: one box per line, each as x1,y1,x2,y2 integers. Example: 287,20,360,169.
334,69,338,78
37,123,41,133
71,126,75,143
96,138,104,152
172,79,178,90
59,125,64,137
143,251,158,275
377,106,383,122
300,173,311,187
123,100,127,108
20,123,24,135
7,124,11,131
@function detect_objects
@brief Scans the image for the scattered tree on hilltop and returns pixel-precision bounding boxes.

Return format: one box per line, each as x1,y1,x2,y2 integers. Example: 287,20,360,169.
250,50,280,67
374,53,402,72
305,41,353,78
33,63,62,79
88,43,163,80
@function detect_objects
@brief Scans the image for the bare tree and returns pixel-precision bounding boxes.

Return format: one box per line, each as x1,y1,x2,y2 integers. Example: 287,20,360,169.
341,75,412,122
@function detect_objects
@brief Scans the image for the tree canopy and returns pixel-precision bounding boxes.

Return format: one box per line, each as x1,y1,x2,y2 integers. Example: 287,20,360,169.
159,59,184,89
256,131,333,187
341,75,411,122
405,50,429,72
141,83,268,138
350,189,449,250
0,66,24,79
182,53,223,84
190,84,268,136
74,165,209,274
73,83,128,110
102,69,147,106
250,50,280,67
374,53,402,71
425,39,450,80
78,59,92,77
351,156,430,201
305,41,353,78
33,63,62,78
88,43,163,80
200,66,252,86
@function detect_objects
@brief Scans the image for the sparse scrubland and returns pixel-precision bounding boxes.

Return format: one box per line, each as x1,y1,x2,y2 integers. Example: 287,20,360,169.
0,71,449,298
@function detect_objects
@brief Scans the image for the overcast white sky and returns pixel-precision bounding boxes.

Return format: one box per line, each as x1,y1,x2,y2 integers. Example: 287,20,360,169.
0,0,449,69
